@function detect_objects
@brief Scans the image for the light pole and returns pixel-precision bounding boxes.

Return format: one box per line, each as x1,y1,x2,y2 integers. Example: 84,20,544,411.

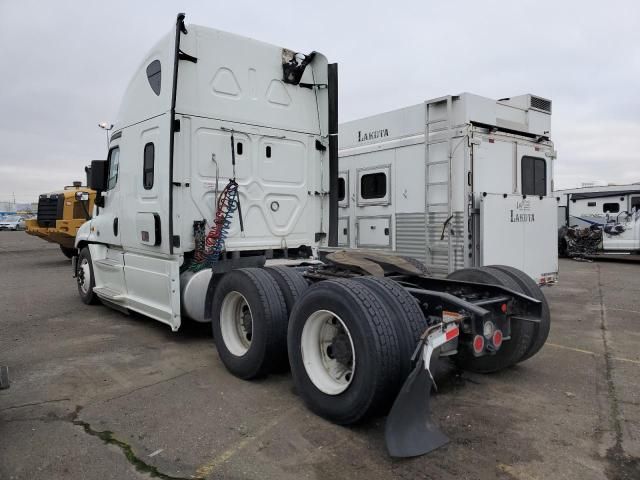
98,122,113,151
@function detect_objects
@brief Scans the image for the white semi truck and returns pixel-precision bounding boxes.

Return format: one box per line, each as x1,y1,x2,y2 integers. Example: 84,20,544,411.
74,14,550,457
338,94,559,285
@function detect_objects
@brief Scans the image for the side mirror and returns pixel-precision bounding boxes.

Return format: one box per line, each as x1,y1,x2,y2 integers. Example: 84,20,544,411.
90,160,108,191
85,165,92,187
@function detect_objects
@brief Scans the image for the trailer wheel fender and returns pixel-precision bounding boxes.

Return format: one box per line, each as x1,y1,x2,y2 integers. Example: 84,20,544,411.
398,256,430,276
211,268,289,379
447,267,534,373
288,279,402,425
484,265,550,362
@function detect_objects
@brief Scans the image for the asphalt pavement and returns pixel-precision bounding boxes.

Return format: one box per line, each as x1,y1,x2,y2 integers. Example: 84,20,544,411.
1,232,638,479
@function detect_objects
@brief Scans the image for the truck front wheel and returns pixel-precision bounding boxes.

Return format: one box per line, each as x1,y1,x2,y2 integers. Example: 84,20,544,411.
211,268,289,379
77,247,98,305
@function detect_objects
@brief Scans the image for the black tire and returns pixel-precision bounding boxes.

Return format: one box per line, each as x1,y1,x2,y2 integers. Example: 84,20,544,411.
211,268,289,379
353,276,428,378
484,265,550,362
288,279,402,424
60,245,76,259
399,256,430,275
447,267,535,373
264,266,309,316
77,247,98,305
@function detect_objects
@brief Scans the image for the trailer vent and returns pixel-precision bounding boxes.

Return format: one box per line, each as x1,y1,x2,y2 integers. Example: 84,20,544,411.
530,96,551,113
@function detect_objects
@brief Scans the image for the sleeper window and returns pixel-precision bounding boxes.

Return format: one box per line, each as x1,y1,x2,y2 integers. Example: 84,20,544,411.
361,172,387,199
338,178,346,201
521,156,547,196
107,147,120,190
146,60,161,96
143,143,155,190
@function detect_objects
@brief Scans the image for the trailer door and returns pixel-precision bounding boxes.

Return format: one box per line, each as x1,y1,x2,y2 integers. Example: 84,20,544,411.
480,194,558,283
355,162,392,248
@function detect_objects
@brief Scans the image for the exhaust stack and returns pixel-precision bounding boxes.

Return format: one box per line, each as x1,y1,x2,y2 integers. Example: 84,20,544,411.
328,63,338,246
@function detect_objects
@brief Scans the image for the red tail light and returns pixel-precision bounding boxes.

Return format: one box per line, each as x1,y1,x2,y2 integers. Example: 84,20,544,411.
493,330,503,348
473,335,484,353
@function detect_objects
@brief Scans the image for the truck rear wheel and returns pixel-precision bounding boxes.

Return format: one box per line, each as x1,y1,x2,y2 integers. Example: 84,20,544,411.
447,267,534,373
77,247,98,305
288,279,402,425
60,245,76,259
265,266,309,316
353,276,428,378
211,268,289,379
484,265,550,362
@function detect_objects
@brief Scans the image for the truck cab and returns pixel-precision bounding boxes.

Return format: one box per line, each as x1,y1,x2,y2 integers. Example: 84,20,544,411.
76,16,330,330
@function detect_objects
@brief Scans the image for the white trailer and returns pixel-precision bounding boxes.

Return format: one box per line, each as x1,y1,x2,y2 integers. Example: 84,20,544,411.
74,14,550,457
338,94,559,285
556,184,640,253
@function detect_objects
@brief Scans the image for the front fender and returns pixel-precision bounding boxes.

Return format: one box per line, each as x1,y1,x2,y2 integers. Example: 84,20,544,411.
75,220,93,248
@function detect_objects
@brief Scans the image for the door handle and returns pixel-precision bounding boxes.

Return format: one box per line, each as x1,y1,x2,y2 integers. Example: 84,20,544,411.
113,217,119,236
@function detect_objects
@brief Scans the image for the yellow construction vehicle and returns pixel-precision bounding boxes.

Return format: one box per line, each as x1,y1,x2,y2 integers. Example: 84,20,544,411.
25,174,96,258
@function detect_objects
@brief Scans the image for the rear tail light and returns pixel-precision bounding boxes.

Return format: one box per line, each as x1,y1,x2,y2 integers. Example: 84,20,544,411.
473,335,484,354
493,330,503,348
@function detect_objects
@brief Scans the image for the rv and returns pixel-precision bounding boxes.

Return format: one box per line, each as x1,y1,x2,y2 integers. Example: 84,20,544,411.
338,94,559,285
556,184,640,254
74,14,549,457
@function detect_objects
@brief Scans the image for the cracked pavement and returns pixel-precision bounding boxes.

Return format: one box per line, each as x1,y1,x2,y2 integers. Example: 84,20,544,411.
1,232,639,479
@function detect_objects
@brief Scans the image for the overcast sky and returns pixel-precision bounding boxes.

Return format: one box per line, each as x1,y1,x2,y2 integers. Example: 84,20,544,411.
1,0,639,203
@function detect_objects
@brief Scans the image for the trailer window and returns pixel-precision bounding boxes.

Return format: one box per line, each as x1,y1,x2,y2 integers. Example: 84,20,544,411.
603,203,620,213
107,148,120,190
143,143,155,190
338,178,346,201
146,60,161,96
360,172,387,199
521,156,546,196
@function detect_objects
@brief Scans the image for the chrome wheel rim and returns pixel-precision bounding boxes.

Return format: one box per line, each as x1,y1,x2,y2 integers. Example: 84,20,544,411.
78,258,91,294
220,291,253,356
300,310,355,395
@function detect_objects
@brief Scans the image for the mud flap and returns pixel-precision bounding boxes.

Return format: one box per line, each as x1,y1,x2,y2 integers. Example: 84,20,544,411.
385,324,459,458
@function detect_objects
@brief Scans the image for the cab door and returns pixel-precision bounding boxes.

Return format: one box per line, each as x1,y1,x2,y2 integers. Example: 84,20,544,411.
90,146,127,296
93,147,122,246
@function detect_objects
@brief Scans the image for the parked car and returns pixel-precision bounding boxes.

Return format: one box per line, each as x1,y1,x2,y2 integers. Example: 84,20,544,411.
0,215,26,231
